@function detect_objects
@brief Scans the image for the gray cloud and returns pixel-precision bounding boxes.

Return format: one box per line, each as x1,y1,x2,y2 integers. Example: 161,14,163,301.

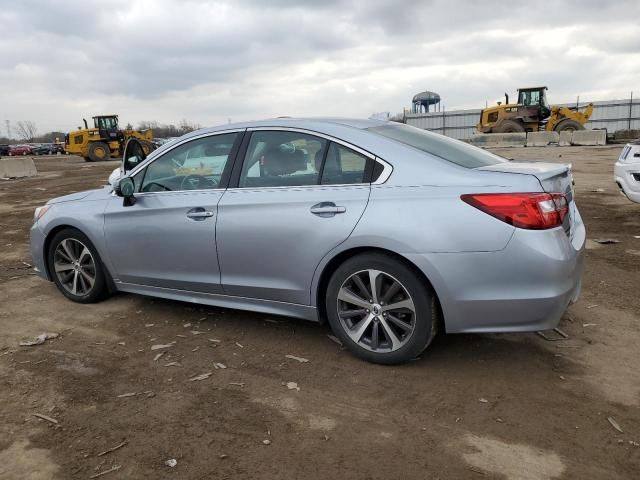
1,0,639,133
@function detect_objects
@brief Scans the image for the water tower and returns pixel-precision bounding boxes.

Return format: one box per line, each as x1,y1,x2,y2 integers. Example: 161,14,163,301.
412,90,441,113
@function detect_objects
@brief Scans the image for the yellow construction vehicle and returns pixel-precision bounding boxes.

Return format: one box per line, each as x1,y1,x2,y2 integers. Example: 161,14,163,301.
477,87,593,134
65,115,155,162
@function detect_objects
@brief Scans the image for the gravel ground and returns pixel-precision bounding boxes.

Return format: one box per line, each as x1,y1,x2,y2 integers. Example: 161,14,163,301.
0,147,639,479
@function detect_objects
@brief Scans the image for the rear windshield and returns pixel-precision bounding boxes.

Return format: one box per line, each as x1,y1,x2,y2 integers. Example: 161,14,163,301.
367,123,507,168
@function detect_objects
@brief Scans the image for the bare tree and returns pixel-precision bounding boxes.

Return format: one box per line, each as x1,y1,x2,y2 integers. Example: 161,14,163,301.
14,121,38,142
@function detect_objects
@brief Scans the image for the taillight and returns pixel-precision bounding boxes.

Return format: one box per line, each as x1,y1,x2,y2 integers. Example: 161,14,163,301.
461,193,568,230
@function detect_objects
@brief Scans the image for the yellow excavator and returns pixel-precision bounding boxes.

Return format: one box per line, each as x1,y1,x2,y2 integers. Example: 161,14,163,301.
477,87,593,134
65,115,155,162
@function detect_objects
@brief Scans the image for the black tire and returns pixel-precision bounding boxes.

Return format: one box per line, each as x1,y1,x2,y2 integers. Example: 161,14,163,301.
554,119,585,132
47,228,108,303
494,119,526,133
87,142,111,162
325,253,438,365
138,139,157,156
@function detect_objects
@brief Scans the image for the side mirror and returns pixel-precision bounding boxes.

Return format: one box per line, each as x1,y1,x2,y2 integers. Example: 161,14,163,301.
114,176,135,200
634,152,640,158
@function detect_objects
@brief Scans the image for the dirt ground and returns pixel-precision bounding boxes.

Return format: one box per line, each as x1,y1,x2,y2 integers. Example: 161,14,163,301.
1,147,639,480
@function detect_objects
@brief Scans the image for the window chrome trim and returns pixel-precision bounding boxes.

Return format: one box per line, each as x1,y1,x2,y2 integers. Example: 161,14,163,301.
239,126,393,187
126,128,246,178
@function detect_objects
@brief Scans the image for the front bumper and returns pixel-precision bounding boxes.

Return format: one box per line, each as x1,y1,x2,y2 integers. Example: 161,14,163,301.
30,222,50,280
408,213,586,334
614,161,640,203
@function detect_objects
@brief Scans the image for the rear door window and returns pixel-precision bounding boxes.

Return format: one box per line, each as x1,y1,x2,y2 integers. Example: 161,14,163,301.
321,143,368,185
239,131,326,187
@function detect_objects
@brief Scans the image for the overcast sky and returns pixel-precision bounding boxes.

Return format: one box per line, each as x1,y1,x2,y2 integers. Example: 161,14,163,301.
1,0,639,134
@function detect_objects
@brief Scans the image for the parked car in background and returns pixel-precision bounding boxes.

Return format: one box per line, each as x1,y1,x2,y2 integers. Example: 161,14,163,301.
32,144,53,155
30,118,585,364
0,144,9,156
9,144,33,156
614,141,640,204
32,143,64,155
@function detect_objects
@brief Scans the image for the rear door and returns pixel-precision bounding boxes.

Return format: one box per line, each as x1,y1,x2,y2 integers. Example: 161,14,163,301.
216,129,374,305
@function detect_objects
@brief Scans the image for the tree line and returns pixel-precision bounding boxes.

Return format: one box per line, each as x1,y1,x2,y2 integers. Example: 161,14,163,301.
1,119,203,144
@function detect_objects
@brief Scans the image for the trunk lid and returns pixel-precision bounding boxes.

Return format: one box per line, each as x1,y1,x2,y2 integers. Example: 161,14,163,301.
477,161,575,236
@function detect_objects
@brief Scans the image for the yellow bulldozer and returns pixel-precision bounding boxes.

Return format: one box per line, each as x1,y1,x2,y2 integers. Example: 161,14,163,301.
65,115,155,162
477,86,593,134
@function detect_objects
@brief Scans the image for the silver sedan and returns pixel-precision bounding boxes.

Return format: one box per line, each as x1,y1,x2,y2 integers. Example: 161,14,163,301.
30,118,585,364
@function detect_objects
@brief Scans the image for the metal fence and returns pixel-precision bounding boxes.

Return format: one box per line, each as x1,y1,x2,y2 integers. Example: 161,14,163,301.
405,97,640,140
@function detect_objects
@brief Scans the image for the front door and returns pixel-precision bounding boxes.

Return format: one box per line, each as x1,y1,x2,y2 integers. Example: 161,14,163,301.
104,131,242,293
217,130,372,305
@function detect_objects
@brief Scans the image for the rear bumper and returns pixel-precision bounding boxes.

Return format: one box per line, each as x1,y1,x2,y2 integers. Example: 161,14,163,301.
614,161,640,203
408,213,586,333
30,223,50,280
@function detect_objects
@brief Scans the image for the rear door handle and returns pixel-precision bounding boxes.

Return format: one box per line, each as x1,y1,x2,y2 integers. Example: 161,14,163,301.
310,202,346,217
186,207,214,221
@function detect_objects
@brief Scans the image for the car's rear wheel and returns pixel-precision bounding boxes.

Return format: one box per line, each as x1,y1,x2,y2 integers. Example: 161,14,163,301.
326,253,437,364
47,228,107,303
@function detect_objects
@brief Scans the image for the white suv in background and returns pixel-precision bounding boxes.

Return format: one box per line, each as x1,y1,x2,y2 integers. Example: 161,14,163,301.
615,142,640,203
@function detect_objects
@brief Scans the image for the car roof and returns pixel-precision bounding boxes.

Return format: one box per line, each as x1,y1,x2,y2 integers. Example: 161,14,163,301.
198,117,388,133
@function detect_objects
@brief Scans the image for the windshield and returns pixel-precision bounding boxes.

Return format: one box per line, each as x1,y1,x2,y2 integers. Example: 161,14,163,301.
367,123,507,168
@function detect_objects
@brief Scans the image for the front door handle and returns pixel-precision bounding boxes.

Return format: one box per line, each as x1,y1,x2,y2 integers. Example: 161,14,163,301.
310,202,346,217
186,207,214,221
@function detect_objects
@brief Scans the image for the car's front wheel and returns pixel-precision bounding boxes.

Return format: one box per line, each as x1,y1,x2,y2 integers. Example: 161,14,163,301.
47,228,107,303
326,253,438,364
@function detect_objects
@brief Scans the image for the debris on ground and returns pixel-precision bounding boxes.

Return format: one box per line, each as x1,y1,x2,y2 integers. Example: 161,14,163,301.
285,354,309,363
19,332,59,346
183,323,191,328
626,249,640,256
165,459,177,468
145,324,154,327
164,362,181,367
478,398,489,403
89,465,122,478
208,338,221,343
229,382,245,387
592,238,620,244
153,351,166,362
213,362,227,369
191,331,204,335
188,372,212,382
583,323,598,327
608,416,624,433
33,413,58,424
117,392,138,398
586,304,599,309
235,342,244,348
537,328,569,341
97,440,127,457
590,188,605,193
326,335,342,346
151,342,175,351
286,382,300,391
262,439,271,445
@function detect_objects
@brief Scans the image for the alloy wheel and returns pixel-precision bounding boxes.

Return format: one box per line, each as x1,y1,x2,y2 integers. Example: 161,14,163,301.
53,238,96,296
337,269,416,352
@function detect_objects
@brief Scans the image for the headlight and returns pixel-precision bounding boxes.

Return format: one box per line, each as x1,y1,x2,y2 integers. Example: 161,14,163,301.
34,205,50,223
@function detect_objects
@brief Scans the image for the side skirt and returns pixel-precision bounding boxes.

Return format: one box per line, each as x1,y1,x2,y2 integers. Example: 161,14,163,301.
115,282,319,322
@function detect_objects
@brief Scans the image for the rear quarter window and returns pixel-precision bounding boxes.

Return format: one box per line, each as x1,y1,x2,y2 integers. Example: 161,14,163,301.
367,123,507,168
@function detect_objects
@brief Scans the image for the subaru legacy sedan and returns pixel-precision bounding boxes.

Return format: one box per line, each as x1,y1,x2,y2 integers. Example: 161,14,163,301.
30,118,585,364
